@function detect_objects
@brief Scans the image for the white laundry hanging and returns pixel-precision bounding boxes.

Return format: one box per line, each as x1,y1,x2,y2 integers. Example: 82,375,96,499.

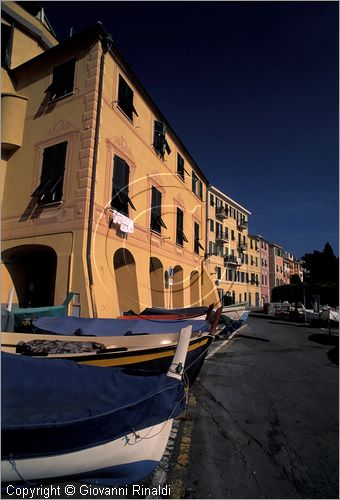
110,209,134,233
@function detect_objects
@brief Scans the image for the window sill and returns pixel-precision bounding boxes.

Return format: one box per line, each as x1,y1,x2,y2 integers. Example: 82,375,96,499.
48,91,74,104
117,105,134,125
192,191,203,201
37,201,63,209
176,173,185,183
150,228,162,237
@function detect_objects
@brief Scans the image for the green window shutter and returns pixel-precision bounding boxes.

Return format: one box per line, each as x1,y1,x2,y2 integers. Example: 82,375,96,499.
33,141,67,204
118,75,136,120
111,155,132,215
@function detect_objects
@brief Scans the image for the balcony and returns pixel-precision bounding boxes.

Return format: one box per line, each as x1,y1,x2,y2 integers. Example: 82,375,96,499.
215,206,228,220
238,243,248,253
224,255,242,267
1,93,28,151
215,233,228,245
237,221,248,231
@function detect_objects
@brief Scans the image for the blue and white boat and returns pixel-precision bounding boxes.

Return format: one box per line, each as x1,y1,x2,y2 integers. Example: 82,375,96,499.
1,326,192,486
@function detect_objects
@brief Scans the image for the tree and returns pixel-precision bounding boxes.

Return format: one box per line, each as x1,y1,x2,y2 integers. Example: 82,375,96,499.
300,243,339,306
301,242,339,286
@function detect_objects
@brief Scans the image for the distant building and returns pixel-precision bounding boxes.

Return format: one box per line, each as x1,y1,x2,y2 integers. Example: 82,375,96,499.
248,235,261,307
254,235,269,305
269,243,284,297
206,186,251,306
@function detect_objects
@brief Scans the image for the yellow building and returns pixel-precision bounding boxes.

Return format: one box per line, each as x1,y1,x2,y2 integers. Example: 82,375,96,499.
247,234,261,307
269,243,284,296
1,18,218,317
206,186,251,306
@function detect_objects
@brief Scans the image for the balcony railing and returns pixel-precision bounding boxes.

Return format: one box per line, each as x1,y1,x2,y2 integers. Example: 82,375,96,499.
216,233,228,244
237,221,248,231
215,206,228,220
238,243,248,253
224,255,242,267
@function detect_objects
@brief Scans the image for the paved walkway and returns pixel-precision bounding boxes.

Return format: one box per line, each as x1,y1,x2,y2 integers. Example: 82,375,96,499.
167,317,339,499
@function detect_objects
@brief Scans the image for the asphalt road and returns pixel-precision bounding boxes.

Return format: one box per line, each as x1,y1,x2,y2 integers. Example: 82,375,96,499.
168,317,339,499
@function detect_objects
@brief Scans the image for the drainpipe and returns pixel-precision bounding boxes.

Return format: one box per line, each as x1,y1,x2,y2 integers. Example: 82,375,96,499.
86,30,113,318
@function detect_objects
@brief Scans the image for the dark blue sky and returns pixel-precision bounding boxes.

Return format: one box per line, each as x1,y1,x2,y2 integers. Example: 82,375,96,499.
42,1,339,258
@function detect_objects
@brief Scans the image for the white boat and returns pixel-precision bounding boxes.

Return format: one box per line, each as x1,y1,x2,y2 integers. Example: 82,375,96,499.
319,306,339,323
1,326,192,485
222,301,248,320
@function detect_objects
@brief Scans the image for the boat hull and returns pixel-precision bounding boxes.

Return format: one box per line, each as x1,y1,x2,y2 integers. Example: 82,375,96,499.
1,333,213,386
2,420,172,485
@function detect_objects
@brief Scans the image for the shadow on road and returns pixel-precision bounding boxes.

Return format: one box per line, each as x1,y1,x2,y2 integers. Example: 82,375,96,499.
308,333,339,366
237,334,269,342
308,333,339,347
269,320,307,328
327,347,339,365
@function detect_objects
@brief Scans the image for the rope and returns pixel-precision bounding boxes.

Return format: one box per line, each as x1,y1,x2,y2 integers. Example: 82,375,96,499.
8,455,34,485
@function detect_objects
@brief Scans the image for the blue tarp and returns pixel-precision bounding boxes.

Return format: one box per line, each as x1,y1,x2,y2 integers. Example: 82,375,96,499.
33,317,210,336
1,352,186,459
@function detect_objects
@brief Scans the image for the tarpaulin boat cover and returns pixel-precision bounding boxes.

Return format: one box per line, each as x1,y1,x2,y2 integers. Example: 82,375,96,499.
33,317,209,336
139,306,209,316
1,352,185,459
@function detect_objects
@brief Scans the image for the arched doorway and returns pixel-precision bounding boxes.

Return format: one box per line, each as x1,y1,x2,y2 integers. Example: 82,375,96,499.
1,245,57,307
190,271,200,306
150,257,164,307
172,265,184,308
113,248,139,314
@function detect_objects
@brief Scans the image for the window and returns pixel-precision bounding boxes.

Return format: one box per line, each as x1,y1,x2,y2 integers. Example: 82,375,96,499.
216,242,224,257
31,142,67,205
209,241,216,255
1,23,12,68
176,208,187,246
118,75,138,121
209,219,214,232
210,193,214,206
111,155,136,216
216,222,223,239
231,230,235,241
216,267,222,280
177,153,185,180
150,186,166,234
46,59,75,101
192,171,203,199
194,222,204,254
153,120,171,159
225,227,229,240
